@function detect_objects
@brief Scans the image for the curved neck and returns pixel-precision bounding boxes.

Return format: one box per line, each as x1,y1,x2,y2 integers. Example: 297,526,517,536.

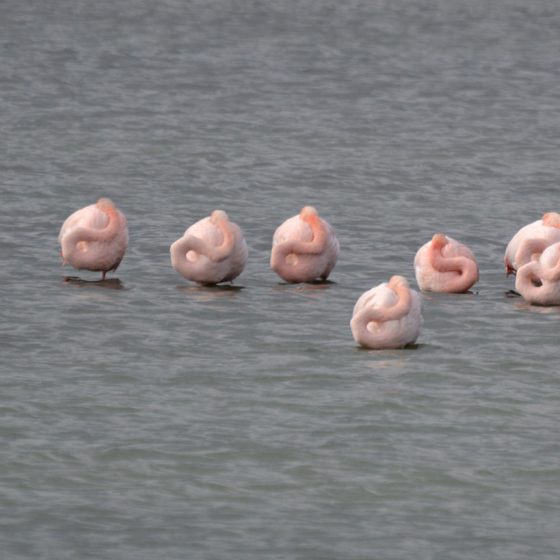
354,283,412,326
515,237,552,272
540,250,560,282
61,206,121,260
171,216,234,276
542,213,560,228
544,266,560,283
429,245,478,292
275,212,328,260
516,263,559,303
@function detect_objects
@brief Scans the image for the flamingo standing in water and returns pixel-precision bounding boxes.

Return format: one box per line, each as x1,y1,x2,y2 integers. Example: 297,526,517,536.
350,275,422,349
58,198,128,280
504,212,560,274
414,233,479,293
270,206,339,283
515,242,560,305
170,210,248,285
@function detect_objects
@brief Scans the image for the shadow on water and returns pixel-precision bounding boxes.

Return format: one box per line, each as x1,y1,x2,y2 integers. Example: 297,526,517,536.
352,343,424,372
511,300,560,315
63,276,125,290
504,289,521,298
175,283,244,301
354,342,425,352
421,290,478,301
273,279,336,297
503,289,560,314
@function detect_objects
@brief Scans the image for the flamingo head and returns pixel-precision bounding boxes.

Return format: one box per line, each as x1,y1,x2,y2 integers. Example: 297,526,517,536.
210,209,229,225
431,233,448,251
96,198,116,210
300,206,319,220
542,212,560,228
299,206,322,232
388,275,409,291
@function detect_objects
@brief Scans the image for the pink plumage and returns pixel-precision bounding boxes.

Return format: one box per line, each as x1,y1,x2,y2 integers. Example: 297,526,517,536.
350,276,422,349
170,210,248,285
58,198,128,280
414,233,478,293
504,212,560,274
515,242,560,305
270,206,339,283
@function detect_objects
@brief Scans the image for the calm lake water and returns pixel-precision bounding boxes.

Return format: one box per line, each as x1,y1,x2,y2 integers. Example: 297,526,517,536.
2,1,560,558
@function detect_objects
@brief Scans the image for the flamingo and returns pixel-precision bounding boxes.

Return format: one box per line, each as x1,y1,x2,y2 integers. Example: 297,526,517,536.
504,212,560,274
350,275,422,349
58,198,128,280
515,242,560,305
414,233,479,293
270,206,339,283
170,210,248,285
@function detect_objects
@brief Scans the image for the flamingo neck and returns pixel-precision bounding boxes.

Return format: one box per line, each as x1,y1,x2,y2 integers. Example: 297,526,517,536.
194,212,234,262
540,249,560,282
516,262,560,305
428,237,477,292
61,203,122,262
275,208,328,261
542,212,560,228
514,237,555,272
170,213,235,280
354,279,412,327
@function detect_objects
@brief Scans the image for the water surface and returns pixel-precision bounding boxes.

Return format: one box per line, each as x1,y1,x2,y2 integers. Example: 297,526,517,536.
2,1,560,558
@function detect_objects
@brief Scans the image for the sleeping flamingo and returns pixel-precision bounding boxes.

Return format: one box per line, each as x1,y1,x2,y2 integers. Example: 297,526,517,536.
170,210,248,285
504,212,560,274
270,206,339,283
350,275,422,349
58,198,128,280
515,242,560,305
414,233,479,293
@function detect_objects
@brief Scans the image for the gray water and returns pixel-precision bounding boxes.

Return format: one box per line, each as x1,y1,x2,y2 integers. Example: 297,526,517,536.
2,1,560,558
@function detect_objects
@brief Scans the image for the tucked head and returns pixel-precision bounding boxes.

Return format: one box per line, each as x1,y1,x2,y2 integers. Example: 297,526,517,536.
96,198,117,216
388,275,409,291
210,209,229,224
96,198,116,210
431,233,448,250
300,206,319,219
542,212,560,228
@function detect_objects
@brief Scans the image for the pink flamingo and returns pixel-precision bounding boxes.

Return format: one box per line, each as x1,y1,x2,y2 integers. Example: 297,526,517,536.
414,233,479,293
59,198,128,280
270,206,339,283
350,276,422,349
504,212,560,274
170,210,248,285
515,242,560,305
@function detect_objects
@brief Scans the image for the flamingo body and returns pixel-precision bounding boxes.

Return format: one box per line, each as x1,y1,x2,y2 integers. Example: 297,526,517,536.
270,207,339,283
170,210,248,285
504,213,560,274
414,233,478,293
58,198,128,279
515,242,560,305
350,276,422,349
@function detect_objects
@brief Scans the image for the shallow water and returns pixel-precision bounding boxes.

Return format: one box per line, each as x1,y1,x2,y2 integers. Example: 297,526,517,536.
2,1,560,558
